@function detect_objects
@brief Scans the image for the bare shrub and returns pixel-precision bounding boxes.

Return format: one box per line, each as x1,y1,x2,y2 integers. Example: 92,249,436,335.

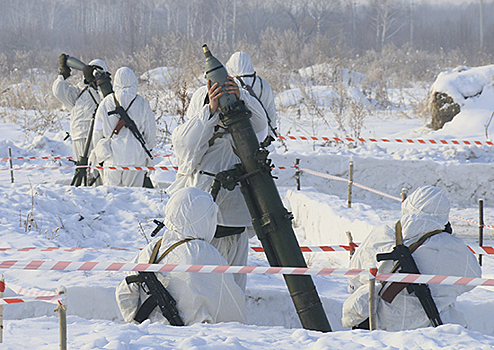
259,28,301,92
0,73,63,135
176,81,191,124
329,83,350,131
348,99,367,140
21,109,64,136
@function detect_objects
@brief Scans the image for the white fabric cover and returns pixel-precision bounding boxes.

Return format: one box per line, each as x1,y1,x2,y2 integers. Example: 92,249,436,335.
166,82,268,290
115,187,245,326
167,85,267,226
91,67,156,186
88,59,108,72
226,52,277,137
52,72,102,147
342,186,481,331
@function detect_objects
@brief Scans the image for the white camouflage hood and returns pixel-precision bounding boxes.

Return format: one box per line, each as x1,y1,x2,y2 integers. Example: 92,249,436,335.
88,59,108,73
164,187,218,242
400,186,451,242
226,52,255,77
113,67,138,108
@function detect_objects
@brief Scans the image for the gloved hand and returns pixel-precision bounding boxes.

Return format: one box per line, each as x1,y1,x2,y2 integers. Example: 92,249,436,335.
83,65,97,89
59,53,71,80
96,71,113,97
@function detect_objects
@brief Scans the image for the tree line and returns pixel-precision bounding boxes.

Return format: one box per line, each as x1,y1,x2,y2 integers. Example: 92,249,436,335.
0,0,492,90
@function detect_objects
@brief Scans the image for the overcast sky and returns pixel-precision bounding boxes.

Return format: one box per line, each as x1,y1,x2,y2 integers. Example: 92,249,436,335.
420,0,489,3
358,0,490,4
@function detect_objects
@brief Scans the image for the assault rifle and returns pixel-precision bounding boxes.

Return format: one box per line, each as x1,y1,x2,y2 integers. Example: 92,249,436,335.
376,244,443,327
108,105,153,160
126,272,184,326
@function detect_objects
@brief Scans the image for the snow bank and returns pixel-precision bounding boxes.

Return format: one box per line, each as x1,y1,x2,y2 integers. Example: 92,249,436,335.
285,188,380,244
429,64,494,139
431,65,494,104
5,316,494,350
298,63,366,86
140,67,178,86
271,150,494,206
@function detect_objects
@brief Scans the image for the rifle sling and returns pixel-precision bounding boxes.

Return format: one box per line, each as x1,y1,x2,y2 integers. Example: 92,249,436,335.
380,227,444,303
111,94,137,136
131,238,194,324
236,75,277,137
151,238,195,264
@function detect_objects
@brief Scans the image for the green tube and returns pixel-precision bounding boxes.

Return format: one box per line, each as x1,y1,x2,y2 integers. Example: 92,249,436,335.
202,45,331,332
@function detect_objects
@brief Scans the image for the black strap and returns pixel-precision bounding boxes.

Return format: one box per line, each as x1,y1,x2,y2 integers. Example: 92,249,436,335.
238,72,256,78
214,225,245,238
155,238,194,264
114,93,137,113
379,226,445,298
87,88,99,105
236,76,277,138
77,86,88,99
131,238,194,324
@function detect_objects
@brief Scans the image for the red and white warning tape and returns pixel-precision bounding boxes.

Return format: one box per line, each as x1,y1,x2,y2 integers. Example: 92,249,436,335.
468,246,494,255
450,214,494,230
376,272,494,287
0,165,79,172
300,167,494,230
300,167,403,202
251,245,358,253
0,259,493,287
0,245,357,253
1,156,74,161
4,243,494,255
0,245,356,253
91,165,178,171
0,259,369,277
1,154,172,162
0,295,63,305
7,283,60,298
0,164,295,172
254,245,493,255
278,135,494,146
0,247,132,252
0,165,179,172
0,281,63,305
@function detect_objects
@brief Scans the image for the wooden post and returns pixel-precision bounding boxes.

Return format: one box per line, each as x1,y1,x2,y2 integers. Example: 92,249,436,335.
479,199,484,266
8,147,14,184
400,188,408,202
295,158,301,190
347,161,354,208
368,266,377,330
346,231,355,259
55,287,67,350
0,274,4,343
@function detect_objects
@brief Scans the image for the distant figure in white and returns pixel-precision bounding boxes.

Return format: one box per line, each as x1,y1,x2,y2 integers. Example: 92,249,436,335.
166,59,268,291
52,55,107,162
91,67,156,187
116,187,245,325
225,51,278,141
342,186,481,331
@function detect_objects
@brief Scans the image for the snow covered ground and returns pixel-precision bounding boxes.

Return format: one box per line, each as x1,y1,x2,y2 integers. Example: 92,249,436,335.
1,65,494,349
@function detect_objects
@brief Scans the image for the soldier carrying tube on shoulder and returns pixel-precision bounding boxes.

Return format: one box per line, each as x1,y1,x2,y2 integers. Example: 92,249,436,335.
53,53,113,187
